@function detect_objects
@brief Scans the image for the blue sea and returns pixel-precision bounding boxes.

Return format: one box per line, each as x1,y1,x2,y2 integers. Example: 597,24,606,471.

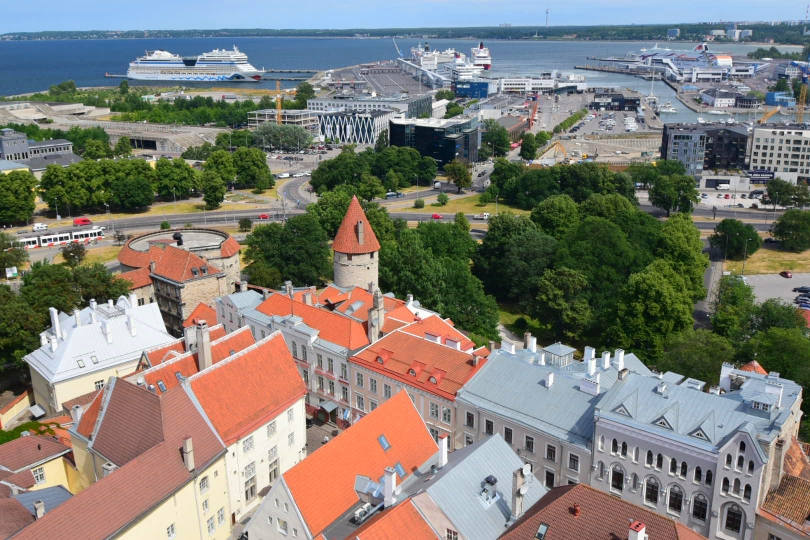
0,37,801,123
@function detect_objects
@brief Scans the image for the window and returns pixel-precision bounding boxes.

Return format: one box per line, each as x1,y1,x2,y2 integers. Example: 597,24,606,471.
633,447,639,462
680,461,687,478
302,348,308,362
466,412,475,427
244,462,257,502
292,342,298,358
725,504,743,534
568,453,579,472
384,384,392,399
694,466,702,483
356,394,365,412
465,434,474,446
442,407,451,424
768,535,783,540
267,421,277,437
207,517,215,535
621,442,627,457
722,477,730,494
611,465,624,492
430,403,439,419
288,432,295,447
342,386,349,402
94,380,105,391
631,473,640,491
645,477,659,504
733,478,741,495
278,518,289,535
743,484,752,502
370,399,378,411
545,470,555,488
287,408,294,422
525,436,535,454
167,523,176,539
340,363,348,379
739,441,746,453
546,444,556,462
317,353,323,368
293,529,298,538
656,454,663,470
217,508,225,525
597,462,605,480
646,451,654,466
670,458,677,474
668,485,683,513
504,427,513,444
269,457,279,484
706,470,713,486
737,455,744,469
429,427,440,442
598,436,605,451
199,476,209,493
447,530,459,540
693,494,708,521
328,380,335,395
356,372,364,388
726,454,732,468
317,376,324,391
611,438,618,454
370,378,377,394
327,357,334,372
32,467,45,485
243,436,254,453
485,419,494,435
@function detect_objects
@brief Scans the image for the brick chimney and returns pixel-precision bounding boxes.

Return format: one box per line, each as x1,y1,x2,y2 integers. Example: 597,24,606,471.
356,220,365,245
196,321,212,371
511,465,528,521
182,437,195,472
572,503,581,518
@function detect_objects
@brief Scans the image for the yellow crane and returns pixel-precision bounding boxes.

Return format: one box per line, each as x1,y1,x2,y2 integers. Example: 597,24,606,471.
758,107,781,124
552,141,569,159
798,84,807,124
276,80,283,125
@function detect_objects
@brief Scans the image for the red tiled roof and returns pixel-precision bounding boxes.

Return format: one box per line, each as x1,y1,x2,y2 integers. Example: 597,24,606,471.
189,332,306,445
37,415,74,447
183,303,217,328
220,236,241,258
322,286,413,324
117,268,152,290
143,339,186,367
61,390,100,415
332,196,380,255
75,390,103,439
0,483,11,499
0,498,34,539
352,330,486,401
117,244,163,270
759,474,810,534
13,385,224,540
210,325,226,341
352,498,437,540
499,484,707,540
283,392,438,537
785,437,810,481
151,245,222,283
257,293,370,351
4,469,35,490
739,360,768,375
0,435,70,472
400,315,475,352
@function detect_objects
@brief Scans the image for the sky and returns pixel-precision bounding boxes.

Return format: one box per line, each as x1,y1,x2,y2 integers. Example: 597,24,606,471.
0,0,790,33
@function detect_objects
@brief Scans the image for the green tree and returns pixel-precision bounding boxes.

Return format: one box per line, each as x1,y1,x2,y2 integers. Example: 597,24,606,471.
375,129,389,152
626,162,659,189
444,159,472,194
709,219,762,260
0,170,37,224
437,192,449,206
0,285,47,371
83,139,111,159
60,243,87,268
502,228,557,307
481,119,511,157
74,263,132,305
656,213,709,301
204,150,237,185
233,147,272,190
20,261,81,314
0,233,28,274
519,132,538,161
530,267,592,340
766,178,795,209
200,171,226,209
160,221,171,230
444,102,464,118
649,174,699,216
474,213,538,299
435,89,455,101
118,80,129,95
111,176,154,210
711,275,757,342
154,158,198,200
414,198,425,209
383,170,404,193
530,194,580,240
773,78,790,92
477,145,493,162
745,328,810,391
181,142,215,161
244,259,283,289
772,209,810,251
659,329,735,385
293,81,316,108
239,218,253,232
113,136,132,158
752,298,808,333
454,212,470,234
793,184,810,209
580,193,636,220
489,158,524,189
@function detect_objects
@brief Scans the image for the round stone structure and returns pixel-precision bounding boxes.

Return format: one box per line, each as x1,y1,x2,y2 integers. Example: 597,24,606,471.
332,196,380,290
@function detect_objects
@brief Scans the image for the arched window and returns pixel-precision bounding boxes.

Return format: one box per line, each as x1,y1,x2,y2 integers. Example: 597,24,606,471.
291,342,298,359
656,454,664,469
598,436,605,451
737,455,744,469
722,477,730,494
724,504,744,534
621,442,628,457
631,473,640,491
694,466,702,483
670,458,678,474
668,485,684,513
680,461,687,478
743,484,752,503
733,478,741,495
612,438,619,454
611,465,625,492
739,441,746,453
706,470,713,486
598,461,606,480
646,451,654,466
747,461,754,475
692,493,709,521
633,447,640,462
302,347,308,362
645,477,660,505
726,454,732,467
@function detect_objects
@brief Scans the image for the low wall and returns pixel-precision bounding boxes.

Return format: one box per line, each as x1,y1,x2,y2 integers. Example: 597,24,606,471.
0,389,32,430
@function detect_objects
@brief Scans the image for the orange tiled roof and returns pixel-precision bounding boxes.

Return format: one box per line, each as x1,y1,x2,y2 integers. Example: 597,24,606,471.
332,196,381,255
183,303,217,328
283,392,438,537
188,332,306,445
0,435,69,472
785,437,810,481
220,236,241,258
75,390,103,439
151,245,222,283
322,286,413,323
400,315,475,351
61,389,100,414
143,339,186,367
352,330,485,401
257,293,370,350
4,469,35,490
352,499,437,540
759,474,810,534
117,268,153,290
739,360,768,375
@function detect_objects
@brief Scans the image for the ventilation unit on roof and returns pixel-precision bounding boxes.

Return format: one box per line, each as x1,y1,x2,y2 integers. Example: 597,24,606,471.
101,461,118,477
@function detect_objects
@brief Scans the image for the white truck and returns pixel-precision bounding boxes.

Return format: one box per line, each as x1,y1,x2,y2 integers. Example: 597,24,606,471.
473,213,490,220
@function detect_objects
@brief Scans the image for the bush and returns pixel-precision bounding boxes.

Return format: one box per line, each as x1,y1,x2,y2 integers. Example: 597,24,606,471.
184,222,193,228
239,218,253,232
437,192,449,206
479,192,492,205
414,198,425,209
160,221,171,230
513,317,529,330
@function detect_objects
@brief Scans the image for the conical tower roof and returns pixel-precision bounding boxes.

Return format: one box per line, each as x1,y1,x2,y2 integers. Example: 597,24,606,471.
332,196,381,255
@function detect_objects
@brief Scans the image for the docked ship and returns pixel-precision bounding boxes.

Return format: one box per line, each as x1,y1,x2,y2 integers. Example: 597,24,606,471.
471,42,492,70
441,53,485,80
126,46,265,82
411,42,464,70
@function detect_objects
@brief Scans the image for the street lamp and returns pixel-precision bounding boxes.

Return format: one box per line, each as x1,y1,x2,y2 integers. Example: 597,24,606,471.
742,238,750,276
172,188,177,213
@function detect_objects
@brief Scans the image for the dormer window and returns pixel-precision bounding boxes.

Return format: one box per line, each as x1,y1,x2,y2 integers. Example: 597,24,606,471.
428,376,437,384
377,356,384,364
408,369,416,376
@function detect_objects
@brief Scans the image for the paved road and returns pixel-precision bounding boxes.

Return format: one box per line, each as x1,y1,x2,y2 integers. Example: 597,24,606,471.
747,273,810,304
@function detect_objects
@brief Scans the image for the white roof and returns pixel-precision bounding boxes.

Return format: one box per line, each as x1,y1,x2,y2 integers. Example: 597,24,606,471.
24,296,175,384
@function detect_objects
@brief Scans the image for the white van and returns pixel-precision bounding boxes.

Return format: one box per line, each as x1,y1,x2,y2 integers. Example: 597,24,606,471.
715,184,731,191
277,173,290,179
32,223,48,232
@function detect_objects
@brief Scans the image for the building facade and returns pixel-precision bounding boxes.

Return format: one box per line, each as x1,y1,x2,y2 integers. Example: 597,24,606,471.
661,124,750,177
389,116,479,167
748,124,810,184
307,94,432,118
247,109,319,135
317,110,395,145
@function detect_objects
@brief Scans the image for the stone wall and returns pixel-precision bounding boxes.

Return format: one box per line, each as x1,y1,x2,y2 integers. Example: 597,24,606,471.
333,251,378,290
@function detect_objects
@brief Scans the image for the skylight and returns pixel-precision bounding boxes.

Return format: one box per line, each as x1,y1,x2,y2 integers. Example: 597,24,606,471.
91,356,98,364
157,380,167,393
535,523,549,540
378,434,391,452
77,359,85,368
394,462,406,478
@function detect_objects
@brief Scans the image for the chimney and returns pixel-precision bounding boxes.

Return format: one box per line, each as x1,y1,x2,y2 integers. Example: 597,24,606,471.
182,437,195,472
303,292,314,306
472,356,481,367
406,294,414,307
101,320,112,344
172,232,184,246
90,311,97,324
239,280,247,293
89,299,97,311
545,372,555,388
538,351,546,366
284,281,293,298
709,386,721,395
70,404,83,426
511,466,527,521
149,261,156,273
769,439,787,491
438,434,449,468
262,288,271,300
107,299,114,310
40,334,48,348
585,346,596,376
49,307,61,341
33,500,45,520
615,349,625,371
523,332,531,349
573,503,581,518
196,320,212,371
128,293,138,307
618,368,629,381
765,382,784,409
356,220,365,245
383,467,397,507
488,340,496,353
147,384,157,393
127,314,137,337
501,341,516,354
49,335,58,352
73,309,81,327
601,350,611,370
368,282,375,294
629,521,646,540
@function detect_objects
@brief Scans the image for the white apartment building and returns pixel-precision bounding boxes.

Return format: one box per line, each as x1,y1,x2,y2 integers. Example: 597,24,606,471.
748,125,810,184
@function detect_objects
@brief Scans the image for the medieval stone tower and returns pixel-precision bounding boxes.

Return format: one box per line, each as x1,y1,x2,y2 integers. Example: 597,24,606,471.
332,196,380,290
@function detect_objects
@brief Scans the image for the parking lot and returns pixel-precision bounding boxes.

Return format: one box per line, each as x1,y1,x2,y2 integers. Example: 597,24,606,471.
745,273,810,304
571,110,657,136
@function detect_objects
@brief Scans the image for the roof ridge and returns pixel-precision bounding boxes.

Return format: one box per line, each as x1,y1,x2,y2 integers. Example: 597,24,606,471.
210,324,251,346
187,331,284,382
142,337,185,355
139,350,194,376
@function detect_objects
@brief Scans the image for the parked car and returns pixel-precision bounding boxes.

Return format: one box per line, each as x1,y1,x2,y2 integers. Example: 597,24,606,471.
478,170,487,177
385,192,405,199
792,286,810,293
701,193,708,199
473,213,490,220
764,237,779,244
258,214,271,220
431,214,442,220
32,223,48,232
73,217,92,227
724,194,730,199
780,271,793,278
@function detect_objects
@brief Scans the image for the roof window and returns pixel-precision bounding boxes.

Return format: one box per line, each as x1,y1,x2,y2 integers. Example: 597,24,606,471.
378,435,391,452
77,359,85,368
408,369,416,376
157,380,167,393
394,462,406,478
535,524,549,540
428,376,437,384
91,356,98,364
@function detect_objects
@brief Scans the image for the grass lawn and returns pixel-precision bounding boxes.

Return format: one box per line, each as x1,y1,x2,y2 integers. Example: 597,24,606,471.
397,194,531,216
724,246,810,275
52,245,123,266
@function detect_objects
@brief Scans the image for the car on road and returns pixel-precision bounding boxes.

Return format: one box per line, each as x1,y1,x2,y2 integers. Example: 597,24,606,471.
258,214,271,220
385,192,405,199
780,271,793,278
293,173,305,178
73,217,92,227
477,170,487,177
277,173,290,179
701,193,708,199
717,194,723,198
724,194,730,199
793,286,810,293
764,238,779,244
431,214,442,220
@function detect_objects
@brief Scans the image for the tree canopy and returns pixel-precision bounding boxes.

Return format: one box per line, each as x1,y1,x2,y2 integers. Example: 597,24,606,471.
709,219,762,260
0,170,37,224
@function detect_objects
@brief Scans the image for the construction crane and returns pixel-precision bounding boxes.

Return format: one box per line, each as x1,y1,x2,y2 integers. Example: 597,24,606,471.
276,80,283,125
392,38,404,59
552,141,569,160
790,58,810,123
758,107,781,124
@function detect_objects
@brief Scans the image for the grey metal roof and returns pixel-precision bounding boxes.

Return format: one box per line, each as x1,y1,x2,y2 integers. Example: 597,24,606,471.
226,290,263,311
457,348,652,450
13,486,72,516
0,159,27,171
424,435,547,540
21,153,82,171
542,343,576,357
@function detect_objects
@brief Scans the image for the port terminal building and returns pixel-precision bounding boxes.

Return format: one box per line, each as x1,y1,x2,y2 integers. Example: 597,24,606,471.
389,116,479,168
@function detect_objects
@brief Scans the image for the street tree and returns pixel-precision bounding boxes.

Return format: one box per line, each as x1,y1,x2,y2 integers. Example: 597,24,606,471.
579,192,636,220
0,233,28,274
711,275,757,342
530,267,592,341
772,209,810,251
0,170,37,224
530,194,580,240
72,263,133,305
656,213,709,301
519,132,538,161
233,147,273,191
0,285,47,371
111,176,154,210
239,218,253,232
437,192,449,205
751,298,808,333
454,212,470,234
83,139,111,159
648,174,699,216
766,178,795,209
474,213,538,299
375,129,389,152
155,158,198,200
60,242,87,268
200,171,226,209
481,119,511,157
444,159,471,193
204,150,237,185
708,218,762,260
113,136,132,158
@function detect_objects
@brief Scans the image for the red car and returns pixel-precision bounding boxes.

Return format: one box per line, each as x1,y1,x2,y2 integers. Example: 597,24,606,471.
431,214,442,220
258,214,271,220
780,271,793,278
724,194,730,199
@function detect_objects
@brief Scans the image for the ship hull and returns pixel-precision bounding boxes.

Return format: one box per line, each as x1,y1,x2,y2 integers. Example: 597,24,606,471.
126,72,263,82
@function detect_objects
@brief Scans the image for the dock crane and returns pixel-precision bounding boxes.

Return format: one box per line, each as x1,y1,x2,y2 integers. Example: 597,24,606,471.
276,80,283,125
758,106,781,124
392,38,404,59
789,58,810,123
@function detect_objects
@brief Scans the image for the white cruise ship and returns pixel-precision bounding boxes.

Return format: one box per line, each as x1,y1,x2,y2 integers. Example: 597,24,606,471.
126,46,264,82
470,42,492,70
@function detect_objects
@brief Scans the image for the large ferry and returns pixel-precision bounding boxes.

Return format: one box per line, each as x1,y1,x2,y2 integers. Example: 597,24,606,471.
471,42,492,70
126,46,264,82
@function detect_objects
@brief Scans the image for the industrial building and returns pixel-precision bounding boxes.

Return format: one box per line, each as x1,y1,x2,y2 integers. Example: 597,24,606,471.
389,116,479,168
307,94,432,119
590,93,642,111
247,109,319,135
661,124,749,177
0,128,82,176
452,79,497,99
318,110,395,145
748,124,810,184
